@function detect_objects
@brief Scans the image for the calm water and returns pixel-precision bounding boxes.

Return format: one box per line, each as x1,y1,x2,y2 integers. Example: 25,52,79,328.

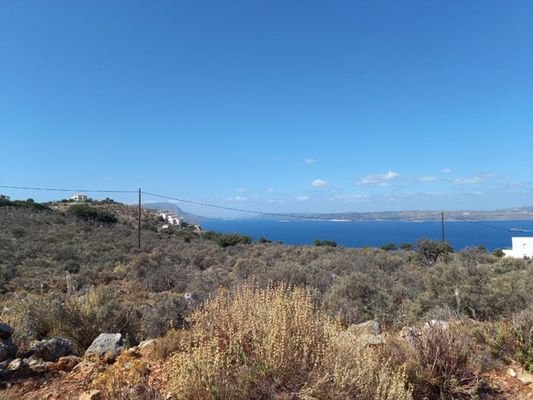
201,219,533,251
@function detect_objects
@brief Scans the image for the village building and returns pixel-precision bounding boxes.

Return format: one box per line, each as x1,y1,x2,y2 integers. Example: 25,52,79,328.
70,193,89,202
159,212,183,227
503,237,533,259
0,194,10,201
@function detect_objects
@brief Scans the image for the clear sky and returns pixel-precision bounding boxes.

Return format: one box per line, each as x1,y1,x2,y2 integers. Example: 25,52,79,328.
1,1,532,217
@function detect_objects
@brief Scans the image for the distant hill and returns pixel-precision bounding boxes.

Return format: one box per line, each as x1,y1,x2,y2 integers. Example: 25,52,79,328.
143,201,205,223
286,207,533,222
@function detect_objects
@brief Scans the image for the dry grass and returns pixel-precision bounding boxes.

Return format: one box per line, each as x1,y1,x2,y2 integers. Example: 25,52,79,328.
166,281,412,400
93,352,164,399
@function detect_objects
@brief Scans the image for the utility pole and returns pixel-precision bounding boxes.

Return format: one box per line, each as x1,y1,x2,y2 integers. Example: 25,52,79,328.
138,188,141,249
441,211,445,242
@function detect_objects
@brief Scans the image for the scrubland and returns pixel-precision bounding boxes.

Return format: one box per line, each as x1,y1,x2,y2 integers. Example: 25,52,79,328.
0,201,532,399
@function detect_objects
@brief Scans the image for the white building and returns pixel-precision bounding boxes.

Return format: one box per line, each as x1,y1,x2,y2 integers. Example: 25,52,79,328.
0,194,10,200
503,237,533,259
70,193,89,202
159,212,182,227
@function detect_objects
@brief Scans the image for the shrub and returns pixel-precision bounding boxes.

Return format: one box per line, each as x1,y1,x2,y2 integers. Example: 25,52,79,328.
381,243,397,251
492,248,505,258
167,281,412,399
203,231,252,247
94,352,164,399
471,307,533,372
415,239,454,265
67,204,118,225
313,239,337,247
407,325,479,399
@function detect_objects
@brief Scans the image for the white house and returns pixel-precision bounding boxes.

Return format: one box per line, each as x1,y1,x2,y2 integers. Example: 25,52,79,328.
159,212,183,227
0,194,10,201
70,193,89,202
503,237,533,258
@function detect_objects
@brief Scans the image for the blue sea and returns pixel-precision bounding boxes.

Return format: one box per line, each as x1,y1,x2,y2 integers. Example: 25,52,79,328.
201,219,533,251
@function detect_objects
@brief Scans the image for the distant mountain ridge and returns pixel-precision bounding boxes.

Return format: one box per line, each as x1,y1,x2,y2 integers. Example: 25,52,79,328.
286,207,533,222
143,202,533,222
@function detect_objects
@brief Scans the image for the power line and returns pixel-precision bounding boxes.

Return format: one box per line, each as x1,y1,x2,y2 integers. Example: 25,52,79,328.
0,184,528,232
0,185,137,194
142,190,327,220
450,215,512,232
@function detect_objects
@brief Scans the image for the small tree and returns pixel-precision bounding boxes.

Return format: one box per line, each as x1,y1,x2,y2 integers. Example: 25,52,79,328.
416,239,454,265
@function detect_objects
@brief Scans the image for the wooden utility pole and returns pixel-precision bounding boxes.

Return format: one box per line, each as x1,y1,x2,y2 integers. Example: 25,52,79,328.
138,188,141,249
441,211,445,242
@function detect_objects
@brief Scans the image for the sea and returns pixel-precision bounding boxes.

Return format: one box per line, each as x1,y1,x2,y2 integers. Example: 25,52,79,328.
200,219,533,251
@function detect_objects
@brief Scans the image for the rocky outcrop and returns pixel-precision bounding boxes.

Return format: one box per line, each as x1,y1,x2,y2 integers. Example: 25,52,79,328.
84,333,126,362
29,337,75,361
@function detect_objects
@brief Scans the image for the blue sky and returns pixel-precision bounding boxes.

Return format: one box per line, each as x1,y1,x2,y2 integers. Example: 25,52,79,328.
1,1,532,217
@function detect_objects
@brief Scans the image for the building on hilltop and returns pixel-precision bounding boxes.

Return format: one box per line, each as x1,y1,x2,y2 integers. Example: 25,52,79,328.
0,194,10,201
159,212,183,227
70,193,89,202
503,237,533,259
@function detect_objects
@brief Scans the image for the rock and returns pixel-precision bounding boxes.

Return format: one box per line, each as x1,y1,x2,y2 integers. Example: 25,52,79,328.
27,357,54,373
0,323,14,340
29,337,75,361
84,333,126,362
345,321,384,346
0,338,18,362
358,333,385,346
56,355,82,371
348,320,381,336
7,358,30,375
79,390,102,400
138,339,158,359
507,368,517,378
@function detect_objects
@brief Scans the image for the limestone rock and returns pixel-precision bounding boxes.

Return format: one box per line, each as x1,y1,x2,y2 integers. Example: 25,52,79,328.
84,333,125,361
348,320,381,336
29,337,75,361
56,355,82,371
7,358,30,375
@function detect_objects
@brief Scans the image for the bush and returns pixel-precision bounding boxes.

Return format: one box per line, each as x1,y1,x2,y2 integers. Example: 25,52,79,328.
94,352,164,399
471,307,533,372
67,204,118,225
415,239,454,265
407,325,479,399
203,231,252,247
492,248,505,258
313,239,337,247
381,243,397,251
167,281,412,399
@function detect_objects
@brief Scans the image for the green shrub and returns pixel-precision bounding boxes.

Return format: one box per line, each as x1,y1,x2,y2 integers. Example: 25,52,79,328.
67,204,118,225
313,239,337,247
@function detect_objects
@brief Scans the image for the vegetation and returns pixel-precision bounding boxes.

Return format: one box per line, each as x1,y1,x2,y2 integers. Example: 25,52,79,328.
313,239,337,247
0,202,531,398
66,204,118,225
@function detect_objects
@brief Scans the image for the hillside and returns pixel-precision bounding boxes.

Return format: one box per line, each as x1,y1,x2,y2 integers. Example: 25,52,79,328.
0,201,532,399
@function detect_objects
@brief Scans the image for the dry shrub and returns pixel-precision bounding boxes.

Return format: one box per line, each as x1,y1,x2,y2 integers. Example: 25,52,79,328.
167,281,412,400
300,329,412,400
93,352,163,399
0,287,140,352
470,307,533,372
405,325,479,399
